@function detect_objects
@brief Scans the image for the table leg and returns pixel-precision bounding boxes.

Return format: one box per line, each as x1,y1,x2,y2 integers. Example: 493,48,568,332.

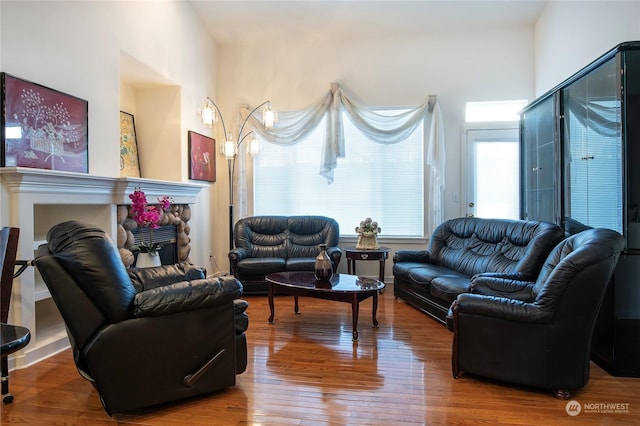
347,259,353,275
372,291,380,328
294,296,300,314
379,259,385,282
268,283,275,323
378,259,385,293
351,294,360,341
1,355,11,403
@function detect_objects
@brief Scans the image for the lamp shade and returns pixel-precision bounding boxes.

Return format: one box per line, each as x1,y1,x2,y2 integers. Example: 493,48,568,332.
247,136,261,156
222,134,236,159
200,101,215,128
262,104,277,129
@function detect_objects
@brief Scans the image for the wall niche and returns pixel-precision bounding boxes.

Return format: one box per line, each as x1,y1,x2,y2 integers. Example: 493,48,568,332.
120,51,182,182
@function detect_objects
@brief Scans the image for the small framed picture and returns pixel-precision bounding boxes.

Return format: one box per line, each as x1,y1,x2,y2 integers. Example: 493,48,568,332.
188,131,215,182
119,111,140,177
1,72,89,172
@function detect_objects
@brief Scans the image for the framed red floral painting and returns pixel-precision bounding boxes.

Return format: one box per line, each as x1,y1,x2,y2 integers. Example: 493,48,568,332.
188,131,215,182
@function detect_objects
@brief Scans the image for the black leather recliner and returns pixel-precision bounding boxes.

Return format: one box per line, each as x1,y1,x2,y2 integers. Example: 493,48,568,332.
447,228,625,398
33,221,248,415
229,215,342,293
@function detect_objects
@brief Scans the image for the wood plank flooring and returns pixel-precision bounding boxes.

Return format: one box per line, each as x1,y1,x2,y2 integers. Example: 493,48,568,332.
3,284,640,425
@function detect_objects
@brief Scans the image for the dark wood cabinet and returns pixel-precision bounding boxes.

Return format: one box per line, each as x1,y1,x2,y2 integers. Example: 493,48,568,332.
520,41,640,376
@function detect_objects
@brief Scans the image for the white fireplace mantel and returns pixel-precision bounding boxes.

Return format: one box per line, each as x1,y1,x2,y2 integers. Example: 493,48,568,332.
1,167,206,204
0,166,208,369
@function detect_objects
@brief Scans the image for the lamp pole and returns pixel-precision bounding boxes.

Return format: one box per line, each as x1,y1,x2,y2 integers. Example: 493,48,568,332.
201,98,275,251
227,101,270,250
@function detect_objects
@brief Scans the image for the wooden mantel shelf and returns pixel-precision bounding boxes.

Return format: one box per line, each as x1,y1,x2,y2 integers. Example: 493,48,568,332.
0,167,206,204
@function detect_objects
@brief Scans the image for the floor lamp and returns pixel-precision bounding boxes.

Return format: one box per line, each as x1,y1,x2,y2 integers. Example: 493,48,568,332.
200,98,277,250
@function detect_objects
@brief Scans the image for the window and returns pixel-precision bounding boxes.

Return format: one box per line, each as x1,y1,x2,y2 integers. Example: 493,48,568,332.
466,100,527,122
253,109,424,237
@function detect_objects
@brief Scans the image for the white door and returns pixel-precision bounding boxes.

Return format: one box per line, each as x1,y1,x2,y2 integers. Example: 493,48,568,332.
465,127,520,219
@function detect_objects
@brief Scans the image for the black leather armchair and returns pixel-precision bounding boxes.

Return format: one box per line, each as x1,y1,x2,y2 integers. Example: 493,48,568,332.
448,228,625,398
229,215,342,293
33,221,248,415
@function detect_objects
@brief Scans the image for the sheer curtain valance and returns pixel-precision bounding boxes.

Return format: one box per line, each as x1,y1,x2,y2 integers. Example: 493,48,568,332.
240,82,445,235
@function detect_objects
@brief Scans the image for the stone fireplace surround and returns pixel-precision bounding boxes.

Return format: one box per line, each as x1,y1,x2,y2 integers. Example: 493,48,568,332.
117,202,192,267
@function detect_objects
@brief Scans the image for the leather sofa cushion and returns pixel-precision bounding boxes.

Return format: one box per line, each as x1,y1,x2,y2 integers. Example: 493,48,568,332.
236,258,285,275
285,258,315,271
407,264,468,286
392,261,429,282
430,276,473,303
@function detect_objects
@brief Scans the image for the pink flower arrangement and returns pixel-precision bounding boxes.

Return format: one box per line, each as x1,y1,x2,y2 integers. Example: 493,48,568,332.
129,187,172,254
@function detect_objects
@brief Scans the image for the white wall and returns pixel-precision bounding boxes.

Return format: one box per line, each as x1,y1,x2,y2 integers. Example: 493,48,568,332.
0,1,218,268
534,1,640,96
10,2,633,279
214,27,535,275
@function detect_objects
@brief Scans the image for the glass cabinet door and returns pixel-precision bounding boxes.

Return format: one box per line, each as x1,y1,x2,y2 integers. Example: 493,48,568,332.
520,95,556,222
562,55,623,234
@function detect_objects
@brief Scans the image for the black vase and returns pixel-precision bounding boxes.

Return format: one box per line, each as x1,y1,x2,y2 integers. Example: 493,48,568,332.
314,244,333,280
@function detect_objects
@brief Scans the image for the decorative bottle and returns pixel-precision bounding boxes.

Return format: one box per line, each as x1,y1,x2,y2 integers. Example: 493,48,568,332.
314,244,333,280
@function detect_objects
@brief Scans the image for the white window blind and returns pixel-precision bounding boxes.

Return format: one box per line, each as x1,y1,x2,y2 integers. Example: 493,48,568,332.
254,109,424,237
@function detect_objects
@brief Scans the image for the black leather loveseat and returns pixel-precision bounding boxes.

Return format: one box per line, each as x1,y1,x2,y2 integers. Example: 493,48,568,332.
229,215,342,294
393,217,564,324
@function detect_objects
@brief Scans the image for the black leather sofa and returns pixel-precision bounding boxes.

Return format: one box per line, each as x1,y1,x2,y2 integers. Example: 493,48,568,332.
392,217,564,324
229,215,342,294
33,221,248,415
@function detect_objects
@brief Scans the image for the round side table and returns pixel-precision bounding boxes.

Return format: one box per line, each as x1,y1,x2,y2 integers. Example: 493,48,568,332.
343,246,391,283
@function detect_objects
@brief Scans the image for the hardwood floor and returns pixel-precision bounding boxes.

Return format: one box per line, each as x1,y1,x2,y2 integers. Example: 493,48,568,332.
3,284,640,425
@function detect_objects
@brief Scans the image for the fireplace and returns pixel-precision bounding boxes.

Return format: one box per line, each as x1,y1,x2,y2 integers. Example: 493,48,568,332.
131,224,178,266
117,203,194,268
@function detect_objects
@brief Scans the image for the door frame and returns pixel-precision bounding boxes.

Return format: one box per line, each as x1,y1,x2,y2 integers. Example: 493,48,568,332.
461,122,520,219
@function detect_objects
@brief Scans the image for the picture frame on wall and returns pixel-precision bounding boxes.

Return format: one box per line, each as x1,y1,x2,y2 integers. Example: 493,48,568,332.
119,111,141,177
1,72,89,172
188,130,215,182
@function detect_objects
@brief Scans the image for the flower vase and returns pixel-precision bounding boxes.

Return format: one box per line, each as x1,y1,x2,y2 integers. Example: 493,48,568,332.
136,252,161,268
356,231,379,250
314,244,333,280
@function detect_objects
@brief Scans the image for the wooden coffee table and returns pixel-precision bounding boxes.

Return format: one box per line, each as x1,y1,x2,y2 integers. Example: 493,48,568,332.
266,272,385,341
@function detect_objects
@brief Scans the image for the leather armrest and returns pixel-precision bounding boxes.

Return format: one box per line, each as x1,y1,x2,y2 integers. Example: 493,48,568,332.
133,276,242,317
393,249,431,264
228,248,249,261
454,293,552,324
327,246,342,260
469,273,536,302
128,262,206,292
234,299,249,333
228,248,249,276
327,246,342,271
